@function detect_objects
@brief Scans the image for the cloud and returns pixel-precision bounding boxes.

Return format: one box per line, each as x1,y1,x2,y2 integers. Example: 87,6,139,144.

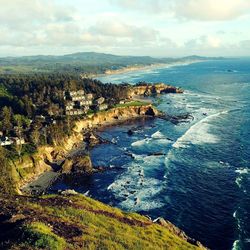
175,0,250,21
90,20,159,41
0,0,76,30
185,35,222,49
0,0,249,57
110,0,250,21
240,40,250,49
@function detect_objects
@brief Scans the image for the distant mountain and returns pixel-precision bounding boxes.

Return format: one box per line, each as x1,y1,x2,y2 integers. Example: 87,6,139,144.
0,52,224,75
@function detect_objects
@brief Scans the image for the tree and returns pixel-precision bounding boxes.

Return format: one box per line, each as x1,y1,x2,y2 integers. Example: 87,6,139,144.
13,114,23,160
0,106,13,135
30,128,40,147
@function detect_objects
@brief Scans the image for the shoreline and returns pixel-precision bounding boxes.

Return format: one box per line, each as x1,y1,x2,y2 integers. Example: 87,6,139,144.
20,104,161,195
93,59,203,80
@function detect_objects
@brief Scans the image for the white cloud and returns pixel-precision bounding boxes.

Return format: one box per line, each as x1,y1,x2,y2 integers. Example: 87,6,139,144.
185,35,222,49
175,0,250,21
0,0,75,30
111,0,250,21
0,0,249,56
90,20,159,41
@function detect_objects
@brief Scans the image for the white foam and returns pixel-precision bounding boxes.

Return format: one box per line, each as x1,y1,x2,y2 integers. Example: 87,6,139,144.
131,138,151,147
173,110,228,148
107,157,165,211
151,131,165,139
235,168,249,175
156,139,172,145
235,176,243,189
232,240,241,250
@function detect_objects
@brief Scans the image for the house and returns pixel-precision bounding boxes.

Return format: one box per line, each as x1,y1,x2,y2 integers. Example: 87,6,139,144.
65,101,75,111
65,109,85,116
64,90,93,115
95,103,108,111
0,136,25,146
86,93,93,100
0,137,13,146
12,137,25,145
94,97,105,105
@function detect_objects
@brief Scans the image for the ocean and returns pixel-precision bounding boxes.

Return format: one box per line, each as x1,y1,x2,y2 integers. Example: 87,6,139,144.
50,58,250,250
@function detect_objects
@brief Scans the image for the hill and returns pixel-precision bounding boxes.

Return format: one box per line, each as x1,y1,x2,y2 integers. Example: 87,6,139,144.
0,193,206,250
0,52,223,75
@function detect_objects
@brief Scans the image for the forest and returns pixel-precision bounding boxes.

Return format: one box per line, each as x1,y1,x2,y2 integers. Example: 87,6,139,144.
0,73,130,158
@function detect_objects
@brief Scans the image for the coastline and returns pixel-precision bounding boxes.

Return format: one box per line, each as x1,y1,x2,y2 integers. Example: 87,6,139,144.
93,59,203,80
19,104,161,194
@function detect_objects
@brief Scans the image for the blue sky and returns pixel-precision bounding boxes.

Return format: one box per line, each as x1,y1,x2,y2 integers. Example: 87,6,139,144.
0,0,250,57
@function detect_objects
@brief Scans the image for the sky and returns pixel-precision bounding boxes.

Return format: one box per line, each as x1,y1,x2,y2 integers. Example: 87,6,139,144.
0,0,250,57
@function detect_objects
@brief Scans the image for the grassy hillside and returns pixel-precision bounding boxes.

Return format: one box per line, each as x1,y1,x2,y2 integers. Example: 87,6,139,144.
0,194,205,250
0,52,223,75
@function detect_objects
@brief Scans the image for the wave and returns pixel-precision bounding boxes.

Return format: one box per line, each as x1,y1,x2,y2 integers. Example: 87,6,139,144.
233,167,250,249
173,110,228,148
131,138,151,147
232,240,241,250
235,168,249,175
235,167,249,191
151,131,165,139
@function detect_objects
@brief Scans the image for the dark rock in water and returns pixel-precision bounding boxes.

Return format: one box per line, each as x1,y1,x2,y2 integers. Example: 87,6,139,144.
145,107,156,116
95,166,106,172
166,137,174,141
203,113,207,116
84,131,110,147
124,152,135,159
60,154,93,173
159,113,194,125
148,151,166,156
127,129,134,136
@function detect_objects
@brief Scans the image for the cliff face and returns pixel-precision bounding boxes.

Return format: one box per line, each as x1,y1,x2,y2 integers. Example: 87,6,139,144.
3,104,208,249
127,83,183,98
73,105,159,133
13,105,158,193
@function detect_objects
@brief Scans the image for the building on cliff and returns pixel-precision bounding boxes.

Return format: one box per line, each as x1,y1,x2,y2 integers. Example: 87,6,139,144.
0,136,25,146
93,97,108,111
64,90,94,116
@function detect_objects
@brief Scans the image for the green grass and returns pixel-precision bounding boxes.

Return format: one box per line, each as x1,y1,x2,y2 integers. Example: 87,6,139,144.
114,100,150,108
2,194,204,250
23,222,66,250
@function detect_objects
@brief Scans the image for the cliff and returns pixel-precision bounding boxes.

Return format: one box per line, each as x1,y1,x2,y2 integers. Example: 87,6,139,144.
10,104,159,193
0,104,208,249
127,83,183,98
0,193,207,250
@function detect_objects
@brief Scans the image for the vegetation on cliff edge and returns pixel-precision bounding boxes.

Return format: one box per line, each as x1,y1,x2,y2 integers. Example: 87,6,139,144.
0,194,205,250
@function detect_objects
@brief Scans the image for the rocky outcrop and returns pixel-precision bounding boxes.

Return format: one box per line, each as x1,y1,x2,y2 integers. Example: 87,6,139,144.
60,155,92,174
127,83,183,98
73,104,159,133
15,105,157,193
153,217,208,249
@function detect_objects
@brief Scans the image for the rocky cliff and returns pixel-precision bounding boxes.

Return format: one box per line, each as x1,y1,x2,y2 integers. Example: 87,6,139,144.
127,83,183,98
12,105,159,193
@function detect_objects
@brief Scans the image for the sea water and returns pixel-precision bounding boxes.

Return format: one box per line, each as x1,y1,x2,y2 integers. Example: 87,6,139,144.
50,59,250,250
